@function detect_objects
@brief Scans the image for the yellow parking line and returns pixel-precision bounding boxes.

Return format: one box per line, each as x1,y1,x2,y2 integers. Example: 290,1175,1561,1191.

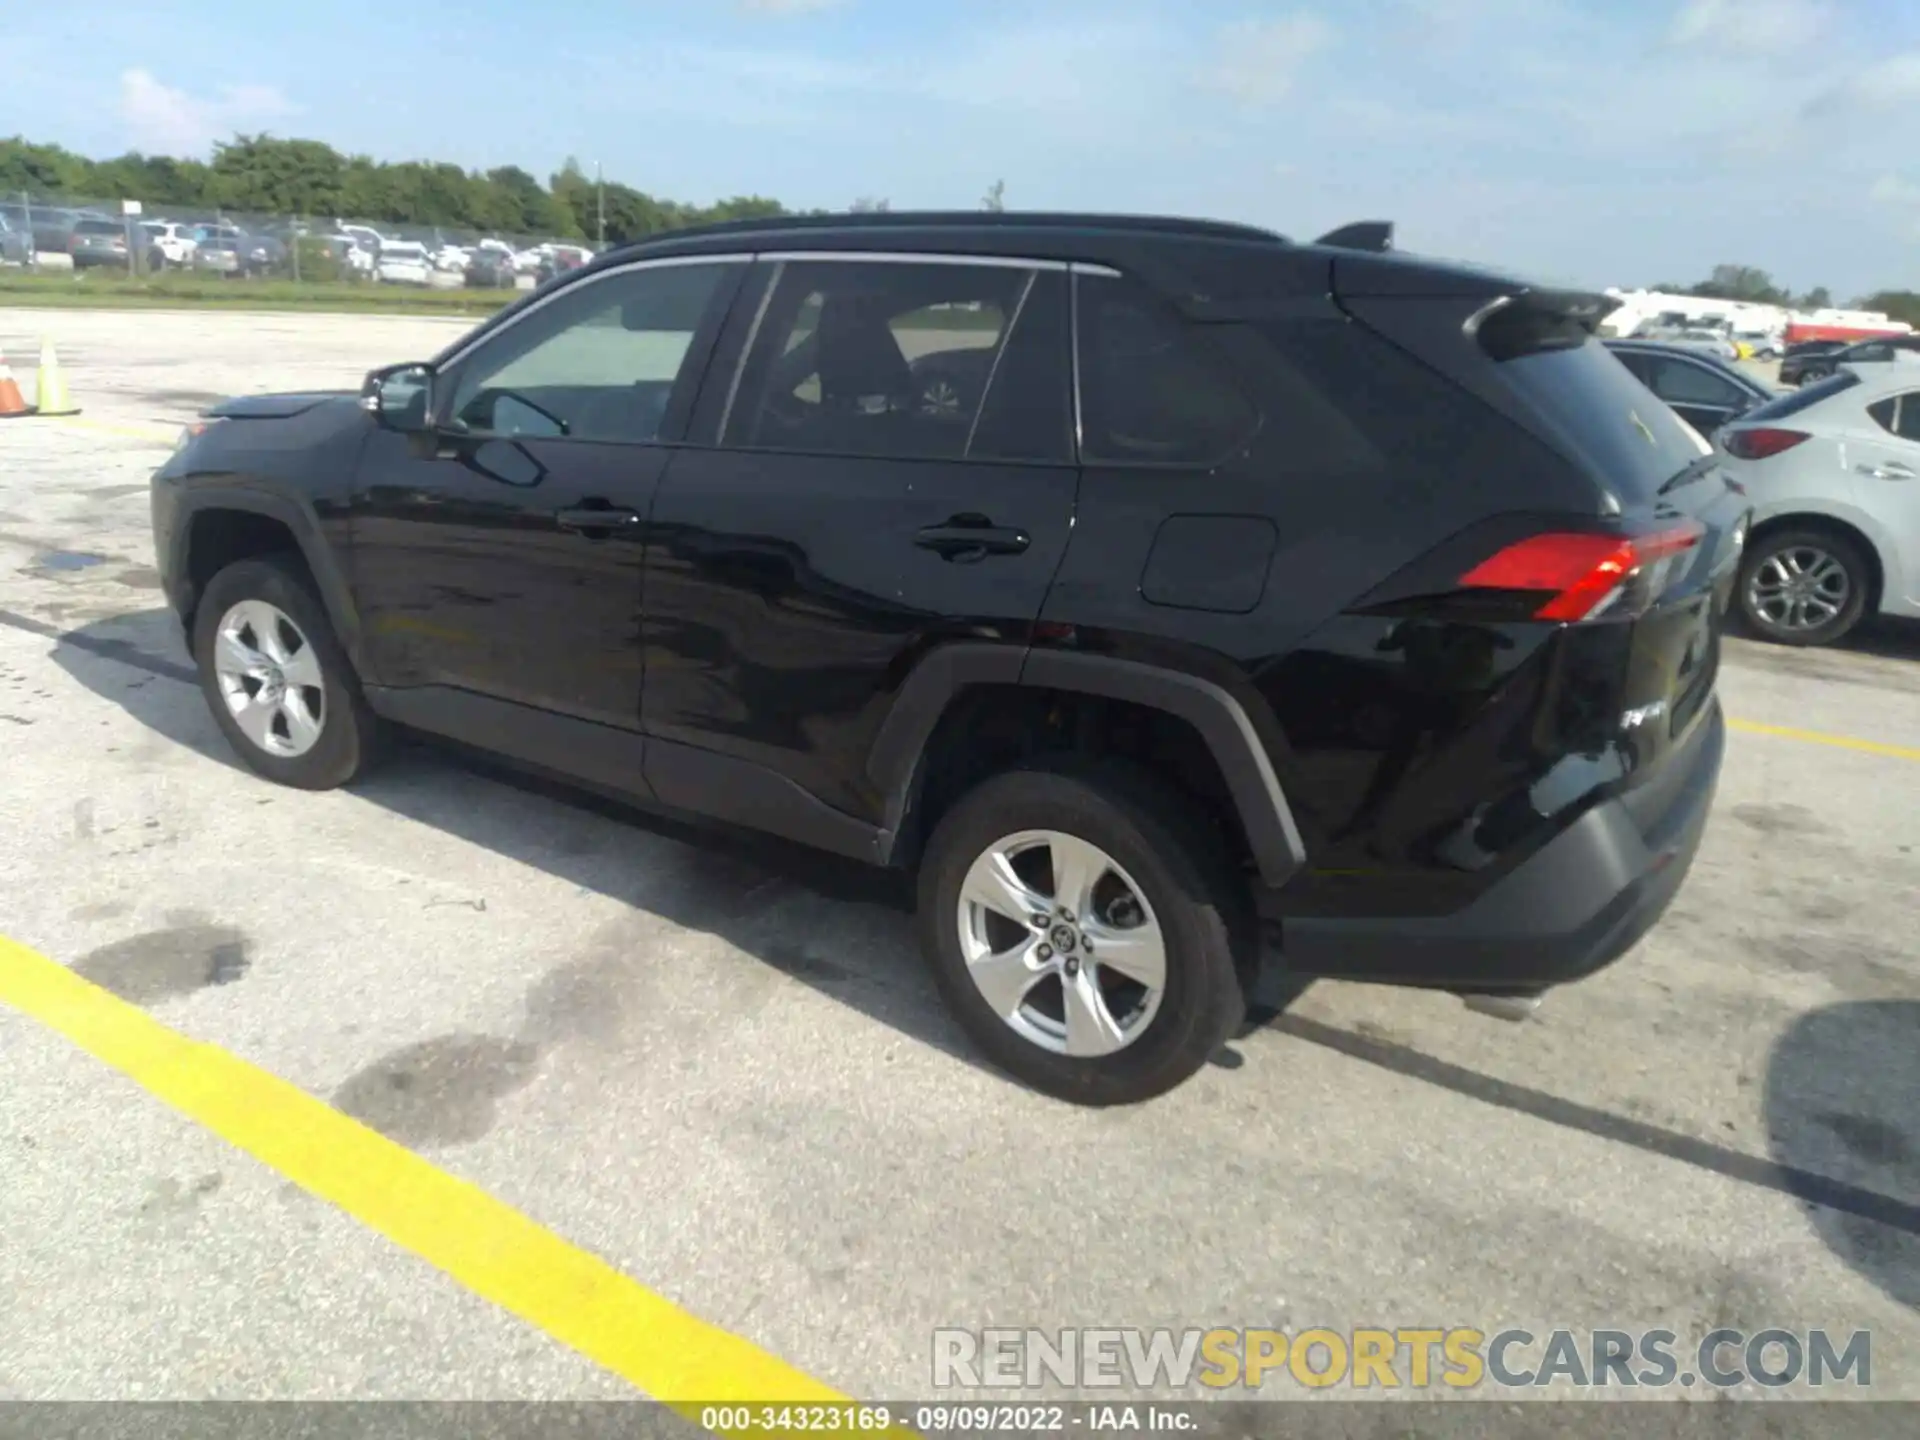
1729,717,1920,763
0,932,892,1430
51,417,177,444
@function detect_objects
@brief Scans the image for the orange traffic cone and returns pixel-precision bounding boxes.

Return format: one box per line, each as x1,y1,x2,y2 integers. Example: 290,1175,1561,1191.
32,337,79,417
0,346,32,419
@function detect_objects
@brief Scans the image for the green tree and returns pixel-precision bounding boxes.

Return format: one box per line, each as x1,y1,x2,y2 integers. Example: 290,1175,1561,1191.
207,135,347,216
1688,264,1789,305
982,179,1005,212
1796,286,1833,311
0,137,92,195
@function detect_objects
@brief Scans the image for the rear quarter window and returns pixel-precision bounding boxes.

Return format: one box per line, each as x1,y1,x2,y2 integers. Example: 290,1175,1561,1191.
1239,317,1596,519
1494,339,1707,501
1075,273,1260,466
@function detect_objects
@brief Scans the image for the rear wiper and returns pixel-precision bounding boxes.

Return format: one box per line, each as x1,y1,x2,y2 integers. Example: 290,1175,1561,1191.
1657,453,1720,496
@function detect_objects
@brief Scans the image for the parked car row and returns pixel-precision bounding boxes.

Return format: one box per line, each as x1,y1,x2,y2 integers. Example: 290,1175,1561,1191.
309,223,594,287
1,202,594,286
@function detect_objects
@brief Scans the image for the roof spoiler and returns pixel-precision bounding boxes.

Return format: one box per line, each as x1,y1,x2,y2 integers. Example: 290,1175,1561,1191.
1466,289,1622,360
1315,221,1393,252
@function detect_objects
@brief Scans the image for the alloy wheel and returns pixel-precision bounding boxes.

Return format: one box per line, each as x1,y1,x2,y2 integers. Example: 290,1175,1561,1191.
955,829,1167,1058
212,599,326,757
1747,544,1850,634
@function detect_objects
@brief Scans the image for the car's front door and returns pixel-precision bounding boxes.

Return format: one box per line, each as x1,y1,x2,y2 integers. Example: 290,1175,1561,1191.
349,255,745,731
637,253,1079,839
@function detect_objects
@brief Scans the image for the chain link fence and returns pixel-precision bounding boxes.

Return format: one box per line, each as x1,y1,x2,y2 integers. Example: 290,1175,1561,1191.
1,190,595,291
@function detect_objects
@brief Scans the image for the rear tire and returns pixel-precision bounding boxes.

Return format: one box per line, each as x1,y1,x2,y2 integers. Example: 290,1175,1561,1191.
193,556,382,789
916,758,1253,1106
1736,527,1871,648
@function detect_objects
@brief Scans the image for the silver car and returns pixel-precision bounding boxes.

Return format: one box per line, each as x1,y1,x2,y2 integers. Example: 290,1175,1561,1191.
1715,367,1920,646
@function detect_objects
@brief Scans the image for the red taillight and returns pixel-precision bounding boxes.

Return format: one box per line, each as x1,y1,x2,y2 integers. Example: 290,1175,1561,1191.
1459,521,1705,622
1723,427,1808,461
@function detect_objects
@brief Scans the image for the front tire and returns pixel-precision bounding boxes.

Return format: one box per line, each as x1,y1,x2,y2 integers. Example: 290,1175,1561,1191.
917,760,1253,1106
1736,527,1872,647
193,556,382,789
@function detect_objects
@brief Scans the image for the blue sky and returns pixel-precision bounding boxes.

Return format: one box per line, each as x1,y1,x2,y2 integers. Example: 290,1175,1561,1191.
3,0,1917,297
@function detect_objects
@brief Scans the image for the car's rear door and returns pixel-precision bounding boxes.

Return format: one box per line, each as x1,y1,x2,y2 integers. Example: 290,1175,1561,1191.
637,251,1079,842
1856,389,1920,610
348,255,746,732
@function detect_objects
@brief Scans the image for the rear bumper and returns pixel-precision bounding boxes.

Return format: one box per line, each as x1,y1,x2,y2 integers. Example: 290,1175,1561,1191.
1267,701,1725,993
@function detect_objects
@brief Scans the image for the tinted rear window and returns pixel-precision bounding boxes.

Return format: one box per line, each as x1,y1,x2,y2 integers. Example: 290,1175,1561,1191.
1494,338,1707,501
1739,370,1860,422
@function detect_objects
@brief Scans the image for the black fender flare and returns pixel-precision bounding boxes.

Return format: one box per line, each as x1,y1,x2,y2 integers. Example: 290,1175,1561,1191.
171,485,367,673
866,642,1027,839
868,643,1307,889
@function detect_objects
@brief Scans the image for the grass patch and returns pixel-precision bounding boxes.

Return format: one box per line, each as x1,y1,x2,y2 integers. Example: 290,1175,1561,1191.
0,270,518,316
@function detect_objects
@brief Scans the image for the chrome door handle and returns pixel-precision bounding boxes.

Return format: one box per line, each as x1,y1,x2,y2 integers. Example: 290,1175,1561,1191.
1858,463,1915,480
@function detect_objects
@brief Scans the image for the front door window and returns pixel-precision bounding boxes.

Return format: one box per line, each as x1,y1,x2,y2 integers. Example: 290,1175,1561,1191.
445,260,738,445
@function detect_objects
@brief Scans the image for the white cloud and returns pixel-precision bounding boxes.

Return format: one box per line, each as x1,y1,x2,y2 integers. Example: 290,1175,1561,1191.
1204,14,1336,108
118,69,298,156
1668,0,1829,57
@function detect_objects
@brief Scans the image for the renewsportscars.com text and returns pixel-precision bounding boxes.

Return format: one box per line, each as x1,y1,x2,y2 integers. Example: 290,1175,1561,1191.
932,1327,1872,1392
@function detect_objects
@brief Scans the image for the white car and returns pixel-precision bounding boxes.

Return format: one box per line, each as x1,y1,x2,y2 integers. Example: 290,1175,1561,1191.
1714,367,1920,647
338,224,389,253
376,242,433,286
140,221,197,267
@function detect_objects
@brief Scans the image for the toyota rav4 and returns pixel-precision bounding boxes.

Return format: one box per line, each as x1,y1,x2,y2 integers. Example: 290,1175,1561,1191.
151,211,1744,1105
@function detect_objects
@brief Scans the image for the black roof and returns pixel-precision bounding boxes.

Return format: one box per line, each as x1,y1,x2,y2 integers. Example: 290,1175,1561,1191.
578,209,1324,314
609,210,1289,256
484,210,1573,335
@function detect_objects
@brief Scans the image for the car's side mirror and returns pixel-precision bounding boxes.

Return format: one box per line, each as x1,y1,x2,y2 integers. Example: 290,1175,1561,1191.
361,362,435,433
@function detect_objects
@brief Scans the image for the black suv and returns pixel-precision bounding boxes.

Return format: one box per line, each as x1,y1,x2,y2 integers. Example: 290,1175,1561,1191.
151,212,1743,1105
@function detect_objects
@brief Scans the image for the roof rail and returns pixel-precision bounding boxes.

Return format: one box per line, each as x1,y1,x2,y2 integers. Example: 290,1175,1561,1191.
613,210,1289,252
1314,221,1394,253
